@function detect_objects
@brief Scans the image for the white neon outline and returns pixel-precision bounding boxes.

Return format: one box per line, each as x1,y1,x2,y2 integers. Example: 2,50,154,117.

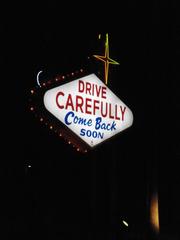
37,70,43,87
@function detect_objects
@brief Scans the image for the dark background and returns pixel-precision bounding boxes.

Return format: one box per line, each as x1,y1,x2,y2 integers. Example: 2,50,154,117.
2,2,180,239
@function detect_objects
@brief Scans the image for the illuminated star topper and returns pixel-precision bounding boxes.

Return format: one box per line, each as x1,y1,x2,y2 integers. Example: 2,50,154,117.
93,33,120,85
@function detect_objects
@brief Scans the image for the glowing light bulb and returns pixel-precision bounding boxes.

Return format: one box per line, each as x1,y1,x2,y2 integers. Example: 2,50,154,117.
122,220,128,227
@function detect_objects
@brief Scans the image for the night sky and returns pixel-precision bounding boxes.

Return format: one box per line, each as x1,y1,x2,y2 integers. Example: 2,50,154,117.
3,2,180,239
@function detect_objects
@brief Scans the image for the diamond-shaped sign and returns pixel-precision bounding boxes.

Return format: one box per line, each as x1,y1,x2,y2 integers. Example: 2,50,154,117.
43,74,133,148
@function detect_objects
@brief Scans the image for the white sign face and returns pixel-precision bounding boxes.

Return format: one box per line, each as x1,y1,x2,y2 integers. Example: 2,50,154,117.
43,74,133,147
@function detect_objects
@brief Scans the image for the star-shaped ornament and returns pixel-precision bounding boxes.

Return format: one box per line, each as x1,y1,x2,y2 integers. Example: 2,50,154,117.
93,33,119,85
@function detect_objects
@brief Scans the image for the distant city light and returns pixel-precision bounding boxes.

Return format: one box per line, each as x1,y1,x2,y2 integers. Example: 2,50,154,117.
150,192,160,233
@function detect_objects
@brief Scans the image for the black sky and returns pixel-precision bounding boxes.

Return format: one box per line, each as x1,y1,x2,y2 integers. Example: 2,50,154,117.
2,2,180,239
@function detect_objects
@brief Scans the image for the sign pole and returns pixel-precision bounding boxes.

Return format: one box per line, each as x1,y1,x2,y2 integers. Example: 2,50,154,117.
89,150,97,236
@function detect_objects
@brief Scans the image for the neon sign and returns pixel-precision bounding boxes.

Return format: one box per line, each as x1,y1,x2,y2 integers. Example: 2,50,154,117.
44,74,133,148
93,33,119,85
29,34,133,152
